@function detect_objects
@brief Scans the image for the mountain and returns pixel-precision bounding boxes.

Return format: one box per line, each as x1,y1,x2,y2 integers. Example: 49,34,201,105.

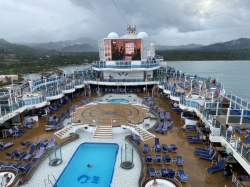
155,44,202,50
0,38,9,43
198,38,250,50
61,44,96,52
0,39,40,56
21,37,98,51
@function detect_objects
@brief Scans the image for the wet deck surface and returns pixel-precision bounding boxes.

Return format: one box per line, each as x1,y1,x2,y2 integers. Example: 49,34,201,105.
0,93,247,187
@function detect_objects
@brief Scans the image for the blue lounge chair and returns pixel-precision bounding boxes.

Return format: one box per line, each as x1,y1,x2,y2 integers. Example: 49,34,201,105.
164,154,171,165
5,150,18,159
149,167,156,177
20,140,31,149
19,163,32,174
38,139,49,149
160,168,168,177
160,123,169,134
131,133,140,145
178,170,189,182
12,126,27,134
142,144,149,152
155,138,161,152
194,146,211,152
1,163,14,170
188,137,202,143
155,123,164,133
23,145,36,162
7,129,22,138
167,168,176,178
46,136,56,149
146,154,153,164
206,160,225,174
186,132,200,139
156,154,162,164
162,144,171,152
14,151,27,160
196,149,214,157
194,147,213,155
32,147,45,162
170,144,178,152
32,139,42,147
23,120,33,129
14,162,22,169
0,142,14,151
0,162,4,167
199,152,218,161
177,156,185,165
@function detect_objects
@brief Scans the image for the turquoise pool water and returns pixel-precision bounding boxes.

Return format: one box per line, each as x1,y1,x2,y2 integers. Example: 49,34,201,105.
109,98,129,103
54,143,119,187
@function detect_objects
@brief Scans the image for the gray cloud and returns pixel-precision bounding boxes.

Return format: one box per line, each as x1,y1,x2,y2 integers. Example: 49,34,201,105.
1,0,250,45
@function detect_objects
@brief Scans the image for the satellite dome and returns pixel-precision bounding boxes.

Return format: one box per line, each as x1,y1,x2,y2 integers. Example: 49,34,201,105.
137,32,148,39
107,32,119,39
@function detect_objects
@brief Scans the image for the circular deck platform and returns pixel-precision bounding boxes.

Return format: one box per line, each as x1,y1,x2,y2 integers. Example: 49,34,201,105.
73,103,149,126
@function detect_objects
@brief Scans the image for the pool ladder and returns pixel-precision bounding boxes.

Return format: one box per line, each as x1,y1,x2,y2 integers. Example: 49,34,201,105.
44,175,56,187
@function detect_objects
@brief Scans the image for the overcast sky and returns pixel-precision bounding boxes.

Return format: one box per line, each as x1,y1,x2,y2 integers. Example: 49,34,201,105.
1,0,250,45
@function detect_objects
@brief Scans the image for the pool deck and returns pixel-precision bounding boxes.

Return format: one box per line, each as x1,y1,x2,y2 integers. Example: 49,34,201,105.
0,93,247,187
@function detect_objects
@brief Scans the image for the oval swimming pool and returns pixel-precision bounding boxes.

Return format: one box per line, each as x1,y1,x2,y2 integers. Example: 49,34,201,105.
109,98,129,103
54,143,119,187
145,179,176,187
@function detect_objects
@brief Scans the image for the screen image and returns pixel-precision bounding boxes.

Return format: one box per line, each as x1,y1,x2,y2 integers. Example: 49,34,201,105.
104,39,141,61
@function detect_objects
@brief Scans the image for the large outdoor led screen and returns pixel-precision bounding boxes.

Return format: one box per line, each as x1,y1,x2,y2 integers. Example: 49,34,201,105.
104,39,141,61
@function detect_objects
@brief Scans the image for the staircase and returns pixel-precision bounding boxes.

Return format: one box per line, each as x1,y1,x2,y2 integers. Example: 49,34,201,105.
92,125,113,139
54,122,88,139
230,135,239,148
122,123,155,141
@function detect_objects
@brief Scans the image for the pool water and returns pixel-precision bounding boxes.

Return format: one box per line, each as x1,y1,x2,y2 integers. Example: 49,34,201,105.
109,98,129,103
54,143,119,187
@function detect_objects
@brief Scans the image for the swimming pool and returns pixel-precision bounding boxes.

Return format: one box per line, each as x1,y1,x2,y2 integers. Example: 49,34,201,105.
54,143,119,187
109,98,129,103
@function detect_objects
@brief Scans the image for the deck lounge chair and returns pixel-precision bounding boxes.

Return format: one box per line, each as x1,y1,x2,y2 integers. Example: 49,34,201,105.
196,148,214,157
178,170,189,182
0,162,4,167
14,162,22,169
194,146,211,152
0,142,14,151
19,163,32,174
32,139,42,147
188,136,202,143
186,132,200,139
234,126,248,135
156,154,162,164
7,129,22,138
131,133,140,145
38,139,49,149
167,168,176,178
155,123,164,133
177,156,185,165
142,144,149,152
149,167,156,177
160,123,169,134
170,144,178,152
1,163,14,170
160,168,168,177
5,150,18,159
164,154,171,165
162,144,171,152
199,152,217,161
12,126,27,134
46,136,56,149
23,145,36,162
14,151,27,160
206,159,225,174
194,147,213,155
20,140,31,149
146,154,153,164
32,147,45,162
155,138,161,152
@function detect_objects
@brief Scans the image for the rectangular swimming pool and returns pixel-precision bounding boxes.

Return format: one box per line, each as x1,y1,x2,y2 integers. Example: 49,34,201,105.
54,143,119,187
